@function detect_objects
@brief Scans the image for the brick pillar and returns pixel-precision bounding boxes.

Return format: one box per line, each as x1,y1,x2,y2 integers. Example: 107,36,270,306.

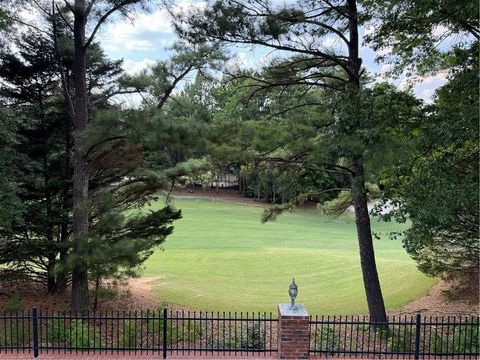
278,303,310,359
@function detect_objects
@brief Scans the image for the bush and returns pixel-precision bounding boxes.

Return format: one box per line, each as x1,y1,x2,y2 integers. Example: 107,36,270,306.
0,320,30,346
207,321,265,350
4,293,22,312
122,321,138,348
389,327,413,353
429,322,479,354
145,310,201,345
47,318,99,348
315,326,338,353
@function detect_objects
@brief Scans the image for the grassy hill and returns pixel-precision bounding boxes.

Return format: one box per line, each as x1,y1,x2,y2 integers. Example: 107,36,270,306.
141,198,436,314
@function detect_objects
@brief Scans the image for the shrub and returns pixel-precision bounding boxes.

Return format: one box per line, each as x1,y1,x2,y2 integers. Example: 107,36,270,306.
0,320,30,346
4,293,22,312
47,318,98,348
122,321,138,348
389,327,413,353
429,323,479,355
145,310,201,345
207,322,265,350
376,326,392,341
315,326,338,353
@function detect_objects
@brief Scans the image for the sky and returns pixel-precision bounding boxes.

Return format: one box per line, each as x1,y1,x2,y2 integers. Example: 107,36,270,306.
96,1,448,102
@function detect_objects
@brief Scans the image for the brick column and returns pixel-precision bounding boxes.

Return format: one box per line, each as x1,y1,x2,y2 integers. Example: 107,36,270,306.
278,303,310,359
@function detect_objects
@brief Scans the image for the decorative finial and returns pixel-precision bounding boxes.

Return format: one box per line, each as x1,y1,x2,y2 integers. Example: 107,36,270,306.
288,278,298,310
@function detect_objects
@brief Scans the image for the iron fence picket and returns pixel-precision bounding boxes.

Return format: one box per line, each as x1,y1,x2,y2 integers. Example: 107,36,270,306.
308,314,479,359
0,308,477,358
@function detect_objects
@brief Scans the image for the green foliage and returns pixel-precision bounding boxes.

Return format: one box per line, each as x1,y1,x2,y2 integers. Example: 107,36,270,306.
429,323,479,355
208,321,265,350
47,319,98,348
241,165,341,205
92,284,118,302
362,0,479,74
389,327,413,353
122,321,138,347
0,8,10,31
315,326,339,353
365,0,479,284
4,293,22,312
375,46,479,282
0,320,30,346
0,25,184,295
145,310,201,345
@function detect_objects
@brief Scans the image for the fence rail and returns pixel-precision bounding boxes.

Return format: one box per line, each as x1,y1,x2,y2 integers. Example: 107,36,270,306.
309,314,480,358
0,308,277,358
1,309,478,358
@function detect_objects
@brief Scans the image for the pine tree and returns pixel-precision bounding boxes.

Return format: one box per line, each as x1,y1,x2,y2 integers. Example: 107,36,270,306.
170,0,423,323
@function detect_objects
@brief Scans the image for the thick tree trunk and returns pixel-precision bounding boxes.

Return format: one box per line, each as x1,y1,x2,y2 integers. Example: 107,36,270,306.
56,223,69,291
57,126,72,292
347,0,387,323
351,159,387,323
70,0,90,311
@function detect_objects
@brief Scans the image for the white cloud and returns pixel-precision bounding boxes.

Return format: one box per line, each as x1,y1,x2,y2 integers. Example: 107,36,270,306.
420,88,435,100
225,51,254,71
170,0,207,16
100,1,208,54
322,37,338,48
100,8,174,53
376,45,393,57
364,24,377,37
399,72,448,102
380,64,392,73
122,58,156,75
431,25,450,38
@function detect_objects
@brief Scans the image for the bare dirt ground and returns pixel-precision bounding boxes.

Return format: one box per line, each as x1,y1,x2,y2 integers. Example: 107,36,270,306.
392,280,479,317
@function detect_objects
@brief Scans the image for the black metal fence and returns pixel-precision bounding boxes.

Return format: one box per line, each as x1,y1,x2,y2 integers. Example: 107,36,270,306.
0,308,277,358
1,309,479,358
309,314,480,358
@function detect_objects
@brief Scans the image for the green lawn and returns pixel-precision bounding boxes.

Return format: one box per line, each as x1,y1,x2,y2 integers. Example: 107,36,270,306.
141,197,436,315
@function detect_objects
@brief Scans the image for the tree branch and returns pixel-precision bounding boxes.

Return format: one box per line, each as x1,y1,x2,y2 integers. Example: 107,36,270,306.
84,0,139,49
55,4,74,33
156,64,194,109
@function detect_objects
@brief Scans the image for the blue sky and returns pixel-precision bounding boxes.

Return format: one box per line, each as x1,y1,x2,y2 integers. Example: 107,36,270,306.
97,1,448,102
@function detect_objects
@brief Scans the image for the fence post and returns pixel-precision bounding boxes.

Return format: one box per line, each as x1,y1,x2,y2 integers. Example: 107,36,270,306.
277,304,310,359
414,313,421,360
32,308,39,358
162,308,167,359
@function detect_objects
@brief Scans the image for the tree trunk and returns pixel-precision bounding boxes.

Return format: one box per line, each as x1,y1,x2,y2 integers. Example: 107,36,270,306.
56,248,68,291
46,257,57,293
57,125,72,292
70,0,90,311
93,275,100,311
351,159,387,323
347,0,387,323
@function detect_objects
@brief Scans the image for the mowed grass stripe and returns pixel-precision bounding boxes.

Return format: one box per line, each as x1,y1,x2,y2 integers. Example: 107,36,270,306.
141,198,436,314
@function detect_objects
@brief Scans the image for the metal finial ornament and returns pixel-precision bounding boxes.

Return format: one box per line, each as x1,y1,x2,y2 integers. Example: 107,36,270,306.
288,278,298,309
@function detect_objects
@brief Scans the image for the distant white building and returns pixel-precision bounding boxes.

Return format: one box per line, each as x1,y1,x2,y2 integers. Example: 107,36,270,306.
211,172,238,188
